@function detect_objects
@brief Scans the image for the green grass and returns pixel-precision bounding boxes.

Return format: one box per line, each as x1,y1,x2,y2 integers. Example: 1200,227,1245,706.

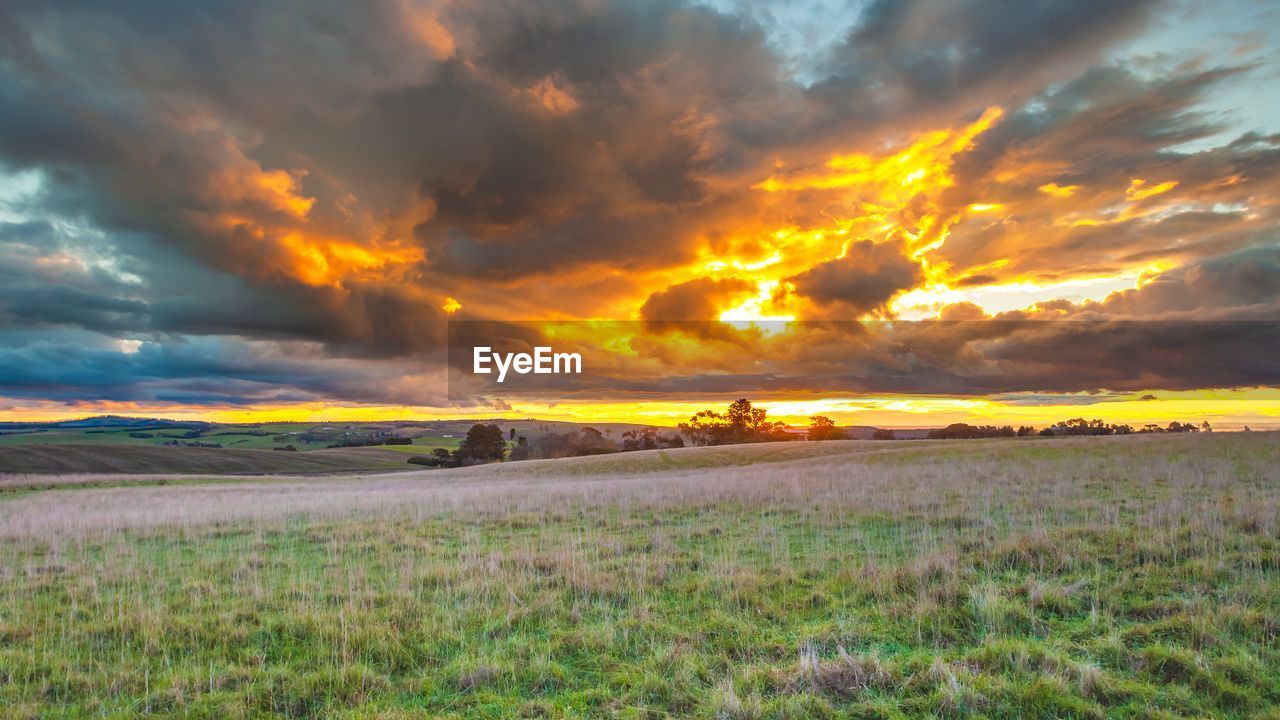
376,437,464,454
1,434,1278,718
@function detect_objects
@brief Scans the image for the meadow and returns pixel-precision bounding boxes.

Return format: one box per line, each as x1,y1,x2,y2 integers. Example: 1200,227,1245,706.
1,434,1277,718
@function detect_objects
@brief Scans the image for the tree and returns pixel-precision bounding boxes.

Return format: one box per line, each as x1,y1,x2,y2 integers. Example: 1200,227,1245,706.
407,447,460,468
509,427,516,441
727,398,768,435
808,415,849,441
679,399,790,446
621,426,684,451
1016,426,1036,437
871,428,896,441
1053,418,1114,436
457,423,507,464
508,436,530,461
678,409,730,446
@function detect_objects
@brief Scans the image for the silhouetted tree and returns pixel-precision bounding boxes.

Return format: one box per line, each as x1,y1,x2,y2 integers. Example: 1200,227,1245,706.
679,399,790,446
871,428,896,441
457,423,507,464
621,427,684,451
508,435,530,461
808,415,850,441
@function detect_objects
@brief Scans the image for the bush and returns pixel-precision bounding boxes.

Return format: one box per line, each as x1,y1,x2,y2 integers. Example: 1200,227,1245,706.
809,415,850,441
384,437,412,445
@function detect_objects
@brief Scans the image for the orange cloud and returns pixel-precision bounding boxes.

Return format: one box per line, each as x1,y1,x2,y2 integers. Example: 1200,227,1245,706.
1126,178,1179,201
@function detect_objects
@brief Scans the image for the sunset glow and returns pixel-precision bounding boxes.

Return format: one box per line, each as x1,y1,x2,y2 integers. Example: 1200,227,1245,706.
1,0,1276,428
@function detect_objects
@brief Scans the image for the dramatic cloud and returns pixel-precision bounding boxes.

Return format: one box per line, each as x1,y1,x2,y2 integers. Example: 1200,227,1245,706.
0,0,1276,418
787,239,922,313
641,277,757,321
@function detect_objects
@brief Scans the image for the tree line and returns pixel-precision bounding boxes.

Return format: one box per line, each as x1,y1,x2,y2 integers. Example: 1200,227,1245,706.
905,418,1212,440
403,400,1222,469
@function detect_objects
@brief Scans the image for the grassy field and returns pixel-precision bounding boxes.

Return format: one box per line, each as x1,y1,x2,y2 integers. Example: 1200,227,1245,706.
1,434,1278,718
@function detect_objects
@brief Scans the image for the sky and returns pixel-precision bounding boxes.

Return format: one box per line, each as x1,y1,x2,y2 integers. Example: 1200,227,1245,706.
0,0,1278,429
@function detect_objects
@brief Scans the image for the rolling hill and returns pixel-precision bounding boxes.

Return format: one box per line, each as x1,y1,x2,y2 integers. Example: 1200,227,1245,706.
0,443,411,475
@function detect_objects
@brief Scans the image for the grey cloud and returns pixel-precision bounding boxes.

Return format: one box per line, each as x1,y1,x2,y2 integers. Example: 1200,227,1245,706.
810,0,1162,126
640,277,756,321
787,239,922,313
935,64,1280,280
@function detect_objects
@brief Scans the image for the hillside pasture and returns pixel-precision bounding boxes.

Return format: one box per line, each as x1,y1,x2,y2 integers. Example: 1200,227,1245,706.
1,433,1278,718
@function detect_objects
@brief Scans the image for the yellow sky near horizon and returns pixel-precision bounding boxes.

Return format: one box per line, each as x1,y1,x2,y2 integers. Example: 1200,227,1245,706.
4,388,1276,431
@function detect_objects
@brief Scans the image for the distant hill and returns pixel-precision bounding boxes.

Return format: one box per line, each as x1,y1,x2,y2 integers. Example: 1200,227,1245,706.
844,426,933,440
0,416,940,453
0,444,410,475
0,415,209,430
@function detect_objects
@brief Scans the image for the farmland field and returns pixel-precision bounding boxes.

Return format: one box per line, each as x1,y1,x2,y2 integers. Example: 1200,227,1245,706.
1,434,1278,718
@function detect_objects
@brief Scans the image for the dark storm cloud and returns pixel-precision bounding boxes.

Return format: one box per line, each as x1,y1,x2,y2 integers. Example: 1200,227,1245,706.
0,330,453,406
0,218,444,356
0,0,455,360
787,239,922,313
640,277,756,321
0,0,804,358
1081,244,1280,317
810,0,1161,127
278,3,801,281
0,332,314,404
